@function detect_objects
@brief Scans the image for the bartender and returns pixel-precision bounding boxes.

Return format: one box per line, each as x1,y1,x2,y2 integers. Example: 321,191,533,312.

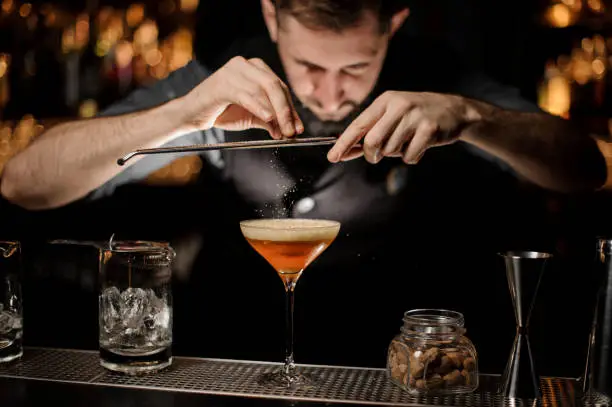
0,0,605,373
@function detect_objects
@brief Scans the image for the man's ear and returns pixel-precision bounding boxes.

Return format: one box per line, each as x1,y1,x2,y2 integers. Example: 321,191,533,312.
389,8,409,37
261,0,279,42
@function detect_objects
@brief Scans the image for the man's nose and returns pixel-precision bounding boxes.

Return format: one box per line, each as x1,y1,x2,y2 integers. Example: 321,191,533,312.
313,73,344,113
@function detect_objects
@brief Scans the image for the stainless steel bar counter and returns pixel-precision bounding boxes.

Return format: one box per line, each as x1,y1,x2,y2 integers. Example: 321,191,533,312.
0,347,592,407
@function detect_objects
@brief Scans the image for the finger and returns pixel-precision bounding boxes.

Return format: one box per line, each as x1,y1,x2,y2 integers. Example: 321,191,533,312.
247,58,297,138
403,121,437,165
252,117,281,138
230,62,282,138
286,88,304,134
382,113,416,156
292,100,304,134
340,146,364,162
223,58,276,122
232,73,285,139
233,90,282,139
226,104,278,136
278,82,304,135
249,59,305,134
361,111,401,164
216,104,277,135
249,58,301,134
328,99,385,163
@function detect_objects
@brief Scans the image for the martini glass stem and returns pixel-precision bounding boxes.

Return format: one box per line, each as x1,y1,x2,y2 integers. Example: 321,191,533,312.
284,280,296,376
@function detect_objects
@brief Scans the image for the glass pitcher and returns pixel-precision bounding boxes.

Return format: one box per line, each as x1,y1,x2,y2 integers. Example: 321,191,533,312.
0,241,22,363
98,240,175,375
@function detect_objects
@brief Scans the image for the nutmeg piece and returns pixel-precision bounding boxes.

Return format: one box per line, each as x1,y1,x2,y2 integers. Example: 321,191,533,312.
388,349,399,377
461,368,473,386
443,369,464,386
395,345,408,366
410,359,425,379
436,355,454,375
422,347,441,364
463,357,476,372
388,344,408,384
390,364,405,382
446,352,465,368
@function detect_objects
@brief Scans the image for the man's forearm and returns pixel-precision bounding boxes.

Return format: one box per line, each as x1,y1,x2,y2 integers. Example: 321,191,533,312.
1,97,190,210
461,100,607,193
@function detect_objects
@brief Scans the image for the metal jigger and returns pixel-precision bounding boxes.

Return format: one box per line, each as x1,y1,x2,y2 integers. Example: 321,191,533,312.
498,251,552,400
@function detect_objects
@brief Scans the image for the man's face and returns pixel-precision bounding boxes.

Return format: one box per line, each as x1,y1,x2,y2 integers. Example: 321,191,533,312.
275,12,391,124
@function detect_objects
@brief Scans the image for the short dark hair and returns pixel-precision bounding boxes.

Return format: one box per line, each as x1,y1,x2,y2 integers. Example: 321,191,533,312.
273,0,407,33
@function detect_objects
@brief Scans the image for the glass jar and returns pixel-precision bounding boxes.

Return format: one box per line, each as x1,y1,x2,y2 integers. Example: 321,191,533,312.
0,241,22,363
386,309,478,395
99,241,175,375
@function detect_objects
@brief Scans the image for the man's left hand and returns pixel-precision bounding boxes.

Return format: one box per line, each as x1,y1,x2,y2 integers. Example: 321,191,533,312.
327,91,481,164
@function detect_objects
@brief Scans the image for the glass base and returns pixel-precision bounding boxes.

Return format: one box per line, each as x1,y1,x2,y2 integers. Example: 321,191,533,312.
0,350,22,363
258,369,317,390
0,338,22,364
100,347,172,375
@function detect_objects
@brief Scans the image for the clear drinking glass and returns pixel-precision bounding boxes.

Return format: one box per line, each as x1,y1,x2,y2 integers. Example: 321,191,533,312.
99,241,175,375
0,241,22,363
240,218,341,389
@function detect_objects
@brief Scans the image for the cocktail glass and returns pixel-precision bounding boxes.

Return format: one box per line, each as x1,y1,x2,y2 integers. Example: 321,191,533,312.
240,218,341,389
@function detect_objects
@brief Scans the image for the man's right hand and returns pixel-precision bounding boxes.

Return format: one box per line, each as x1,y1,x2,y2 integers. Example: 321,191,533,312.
0,56,305,210
181,56,304,139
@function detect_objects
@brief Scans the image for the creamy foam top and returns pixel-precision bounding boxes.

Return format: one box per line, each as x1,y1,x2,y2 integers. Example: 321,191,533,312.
240,218,340,242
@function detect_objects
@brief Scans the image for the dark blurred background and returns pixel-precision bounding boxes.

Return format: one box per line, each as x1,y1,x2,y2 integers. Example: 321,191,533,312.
1,0,612,380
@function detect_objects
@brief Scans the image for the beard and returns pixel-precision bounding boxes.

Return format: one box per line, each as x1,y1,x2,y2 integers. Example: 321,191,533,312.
291,92,376,139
